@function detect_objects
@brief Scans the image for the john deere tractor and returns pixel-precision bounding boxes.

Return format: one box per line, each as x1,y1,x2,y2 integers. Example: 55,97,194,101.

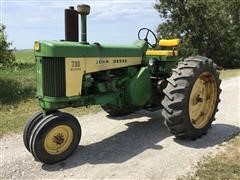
24,5,221,164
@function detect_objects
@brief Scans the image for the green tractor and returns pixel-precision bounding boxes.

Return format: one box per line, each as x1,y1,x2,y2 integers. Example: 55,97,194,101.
24,5,221,164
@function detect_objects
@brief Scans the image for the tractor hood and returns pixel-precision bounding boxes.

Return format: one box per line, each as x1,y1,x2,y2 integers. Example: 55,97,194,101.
34,40,148,58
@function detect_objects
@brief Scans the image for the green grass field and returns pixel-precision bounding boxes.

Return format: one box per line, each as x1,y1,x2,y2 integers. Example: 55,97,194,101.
180,133,240,179
14,49,35,64
220,69,240,80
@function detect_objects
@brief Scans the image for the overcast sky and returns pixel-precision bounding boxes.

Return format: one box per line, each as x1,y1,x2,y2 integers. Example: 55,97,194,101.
1,0,161,49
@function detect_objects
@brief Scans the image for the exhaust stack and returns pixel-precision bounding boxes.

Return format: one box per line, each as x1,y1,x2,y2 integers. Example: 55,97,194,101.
65,6,79,41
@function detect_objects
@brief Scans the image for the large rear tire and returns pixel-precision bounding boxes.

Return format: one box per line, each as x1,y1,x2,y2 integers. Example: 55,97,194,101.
162,56,221,139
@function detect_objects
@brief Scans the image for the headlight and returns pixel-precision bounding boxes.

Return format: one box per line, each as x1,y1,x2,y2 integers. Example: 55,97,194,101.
34,41,40,51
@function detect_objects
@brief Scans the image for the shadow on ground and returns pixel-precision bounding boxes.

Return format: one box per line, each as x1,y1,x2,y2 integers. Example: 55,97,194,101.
174,123,240,148
42,111,239,171
105,109,155,120
42,111,170,171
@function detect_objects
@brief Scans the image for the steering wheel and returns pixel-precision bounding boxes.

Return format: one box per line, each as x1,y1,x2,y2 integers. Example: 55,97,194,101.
138,28,158,48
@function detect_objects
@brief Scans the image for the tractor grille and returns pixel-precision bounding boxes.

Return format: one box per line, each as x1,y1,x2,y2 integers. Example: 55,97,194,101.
42,57,66,97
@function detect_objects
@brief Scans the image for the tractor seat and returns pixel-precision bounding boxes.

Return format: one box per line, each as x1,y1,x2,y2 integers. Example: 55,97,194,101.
159,39,180,47
146,38,180,56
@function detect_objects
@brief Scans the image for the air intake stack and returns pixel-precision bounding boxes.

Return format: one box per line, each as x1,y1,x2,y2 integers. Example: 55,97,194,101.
77,4,91,43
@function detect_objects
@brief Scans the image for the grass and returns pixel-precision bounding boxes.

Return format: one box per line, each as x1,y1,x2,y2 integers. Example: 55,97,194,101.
180,134,240,179
220,69,240,80
0,50,240,137
0,65,36,104
14,49,35,64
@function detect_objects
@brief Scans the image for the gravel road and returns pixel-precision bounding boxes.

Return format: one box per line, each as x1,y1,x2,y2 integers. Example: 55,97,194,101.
1,77,240,179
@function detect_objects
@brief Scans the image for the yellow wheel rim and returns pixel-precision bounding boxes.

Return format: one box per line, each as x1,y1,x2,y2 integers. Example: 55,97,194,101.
189,72,217,129
44,125,73,155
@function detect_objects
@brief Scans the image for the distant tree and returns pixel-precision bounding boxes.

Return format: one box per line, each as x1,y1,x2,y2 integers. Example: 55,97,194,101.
0,24,15,67
155,0,240,68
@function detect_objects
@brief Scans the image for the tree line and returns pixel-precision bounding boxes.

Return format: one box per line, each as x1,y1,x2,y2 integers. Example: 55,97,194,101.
155,0,240,68
0,24,15,67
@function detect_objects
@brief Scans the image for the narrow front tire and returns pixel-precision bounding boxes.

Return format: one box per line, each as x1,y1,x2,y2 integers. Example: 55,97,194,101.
23,111,43,152
29,112,81,164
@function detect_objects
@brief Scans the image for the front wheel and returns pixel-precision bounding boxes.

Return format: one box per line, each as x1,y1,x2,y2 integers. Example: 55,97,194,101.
29,112,81,164
162,56,221,139
23,111,43,152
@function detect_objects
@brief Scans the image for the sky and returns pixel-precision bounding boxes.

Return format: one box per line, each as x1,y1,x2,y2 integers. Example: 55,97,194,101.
1,0,161,49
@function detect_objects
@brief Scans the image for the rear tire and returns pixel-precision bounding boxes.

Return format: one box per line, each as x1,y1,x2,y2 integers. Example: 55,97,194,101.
162,56,221,139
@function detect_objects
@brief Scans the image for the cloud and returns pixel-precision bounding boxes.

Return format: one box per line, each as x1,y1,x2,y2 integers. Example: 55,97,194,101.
3,0,157,25
2,0,160,48
89,1,157,22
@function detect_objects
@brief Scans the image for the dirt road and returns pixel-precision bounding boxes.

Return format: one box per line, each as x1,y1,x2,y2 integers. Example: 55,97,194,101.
1,77,240,179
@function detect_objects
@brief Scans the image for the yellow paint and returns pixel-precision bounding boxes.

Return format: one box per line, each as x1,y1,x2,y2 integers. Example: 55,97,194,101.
146,50,178,56
189,72,217,129
44,125,73,155
65,57,142,96
85,57,142,73
65,58,85,97
34,41,40,51
159,39,180,46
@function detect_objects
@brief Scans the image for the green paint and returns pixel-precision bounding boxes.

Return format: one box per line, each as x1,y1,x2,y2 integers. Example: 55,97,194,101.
36,57,43,96
34,38,179,112
35,40,147,58
39,92,120,110
127,67,152,106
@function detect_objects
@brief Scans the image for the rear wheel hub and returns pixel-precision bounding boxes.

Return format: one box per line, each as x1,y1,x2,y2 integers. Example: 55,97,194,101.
189,72,217,129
